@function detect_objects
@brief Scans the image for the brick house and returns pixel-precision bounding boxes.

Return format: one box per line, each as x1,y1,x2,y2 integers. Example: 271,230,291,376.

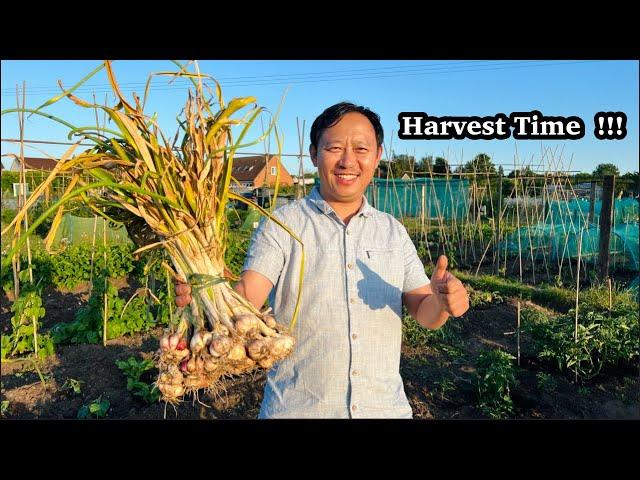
231,155,293,193
5,157,59,200
9,156,58,172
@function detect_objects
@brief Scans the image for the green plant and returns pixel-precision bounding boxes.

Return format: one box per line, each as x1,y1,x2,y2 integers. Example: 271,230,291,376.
116,356,160,404
1,400,8,417
30,201,55,238
433,378,456,401
455,272,574,312
476,349,517,419
415,243,428,263
580,281,635,313
616,377,637,405
1,207,18,225
77,395,110,419
50,244,136,290
0,249,54,296
468,287,504,309
1,288,55,359
438,342,465,358
52,272,158,344
1,171,20,194
522,285,639,380
577,386,590,396
226,205,251,228
536,372,557,392
224,231,251,277
520,307,551,325
402,314,433,347
50,245,93,289
130,251,178,329
62,378,84,395
401,312,462,348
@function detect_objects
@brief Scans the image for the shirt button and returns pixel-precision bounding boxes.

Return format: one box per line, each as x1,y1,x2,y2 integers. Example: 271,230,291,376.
351,404,357,412
351,370,358,376
347,263,353,270
351,333,357,340
346,230,351,235
350,298,356,304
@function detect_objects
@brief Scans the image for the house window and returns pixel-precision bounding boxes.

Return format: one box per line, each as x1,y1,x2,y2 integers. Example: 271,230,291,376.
271,166,277,176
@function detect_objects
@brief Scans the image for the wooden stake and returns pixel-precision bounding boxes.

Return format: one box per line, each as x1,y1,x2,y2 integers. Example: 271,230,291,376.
522,166,536,283
17,82,38,357
89,215,98,298
598,175,616,280
495,173,503,275
514,156,523,282
574,226,584,384
517,301,521,367
588,181,596,224
103,207,108,347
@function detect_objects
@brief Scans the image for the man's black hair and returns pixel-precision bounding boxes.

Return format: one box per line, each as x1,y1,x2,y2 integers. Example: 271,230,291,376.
310,102,384,148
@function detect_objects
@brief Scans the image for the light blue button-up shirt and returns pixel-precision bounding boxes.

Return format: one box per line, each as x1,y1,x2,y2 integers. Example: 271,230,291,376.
243,186,430,418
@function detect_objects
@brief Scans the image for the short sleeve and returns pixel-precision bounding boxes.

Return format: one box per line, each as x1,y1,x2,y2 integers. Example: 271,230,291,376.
242,214,288,288
400,224,430,293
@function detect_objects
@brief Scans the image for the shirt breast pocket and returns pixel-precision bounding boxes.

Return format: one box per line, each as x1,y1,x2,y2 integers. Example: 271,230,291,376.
357,244,404,312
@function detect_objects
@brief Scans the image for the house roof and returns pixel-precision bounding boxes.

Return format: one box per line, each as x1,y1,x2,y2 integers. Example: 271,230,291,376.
232,155,279,182
12,157,58,171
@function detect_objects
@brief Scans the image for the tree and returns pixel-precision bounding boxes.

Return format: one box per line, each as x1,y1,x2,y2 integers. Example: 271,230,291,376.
463,153,496,174
574,172,592,184
433,157,450,174
417,155,433,173
393,154,415,176
619,171,639,196
378,154,415,178
1,171,20,194
592,163,620,178
507,166,535,178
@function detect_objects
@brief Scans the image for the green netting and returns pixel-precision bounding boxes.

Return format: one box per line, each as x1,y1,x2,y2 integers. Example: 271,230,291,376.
547,199,590,225
363,178,470,220
503,198,639,271
614,223,639,270
547,198,639,226
48,213,133,247
503,224,634,265
608,198,639,224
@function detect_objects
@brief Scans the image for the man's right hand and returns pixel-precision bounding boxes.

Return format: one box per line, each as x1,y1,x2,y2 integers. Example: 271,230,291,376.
175,282,193,307
174,270,274,311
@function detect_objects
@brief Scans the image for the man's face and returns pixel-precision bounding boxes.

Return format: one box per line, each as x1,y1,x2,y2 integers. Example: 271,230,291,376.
310,112,382,206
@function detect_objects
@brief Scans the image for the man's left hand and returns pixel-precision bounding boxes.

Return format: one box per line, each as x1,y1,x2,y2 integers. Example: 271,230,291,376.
430,255,469,317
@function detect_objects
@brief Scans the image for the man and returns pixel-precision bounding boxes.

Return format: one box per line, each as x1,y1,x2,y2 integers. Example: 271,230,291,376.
176,102,469,418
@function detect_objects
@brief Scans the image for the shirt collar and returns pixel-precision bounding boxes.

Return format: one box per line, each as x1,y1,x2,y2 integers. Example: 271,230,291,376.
307,186,374,218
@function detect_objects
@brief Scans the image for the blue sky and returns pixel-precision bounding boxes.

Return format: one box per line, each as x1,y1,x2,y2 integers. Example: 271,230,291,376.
1,60,638,175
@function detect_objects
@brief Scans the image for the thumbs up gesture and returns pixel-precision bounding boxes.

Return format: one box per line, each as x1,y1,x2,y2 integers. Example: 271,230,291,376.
430,255,469,318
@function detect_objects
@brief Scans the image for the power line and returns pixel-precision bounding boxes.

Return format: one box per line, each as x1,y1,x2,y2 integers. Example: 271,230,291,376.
0,60,520,93
1,60,596,98
1,60,493,92
0,137,311,157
